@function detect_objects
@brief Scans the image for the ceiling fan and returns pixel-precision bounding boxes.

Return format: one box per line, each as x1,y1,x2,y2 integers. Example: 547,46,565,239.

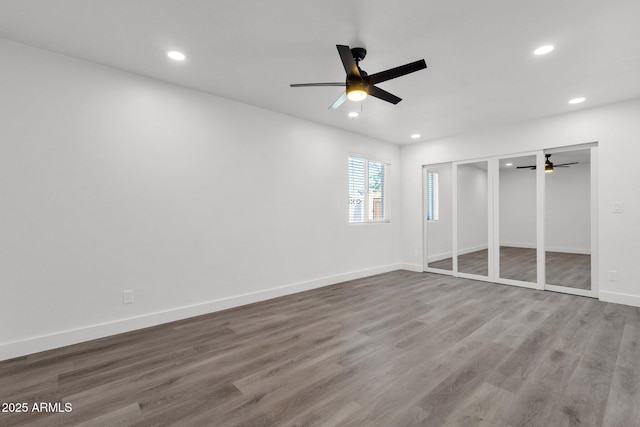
517,154,578,173
290,44,427,110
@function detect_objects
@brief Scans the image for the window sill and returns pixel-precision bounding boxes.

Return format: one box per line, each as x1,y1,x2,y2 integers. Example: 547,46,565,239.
349,220,391,225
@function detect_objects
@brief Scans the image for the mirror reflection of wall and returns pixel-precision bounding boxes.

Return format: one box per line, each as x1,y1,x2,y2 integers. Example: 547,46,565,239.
498,155,537,283
457,161,488,277
426,163,453,272
545,149,591,290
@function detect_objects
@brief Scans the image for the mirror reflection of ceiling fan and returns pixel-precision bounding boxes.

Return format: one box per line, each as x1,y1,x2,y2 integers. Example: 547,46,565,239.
517,154,578,173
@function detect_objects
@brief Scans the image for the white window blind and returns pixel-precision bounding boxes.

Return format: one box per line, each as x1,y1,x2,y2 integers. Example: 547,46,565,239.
426,171,439,221
349,157,387,223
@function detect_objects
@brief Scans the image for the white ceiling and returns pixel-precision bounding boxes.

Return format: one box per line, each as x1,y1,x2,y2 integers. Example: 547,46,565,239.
1,0,639,145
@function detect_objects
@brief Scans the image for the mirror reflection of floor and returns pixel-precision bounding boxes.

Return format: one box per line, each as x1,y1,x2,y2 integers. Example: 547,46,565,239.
428,257,453,271
500,246,536,282
545,250,591,290
458,249,489,276
428,249,488,276
427,246,591,290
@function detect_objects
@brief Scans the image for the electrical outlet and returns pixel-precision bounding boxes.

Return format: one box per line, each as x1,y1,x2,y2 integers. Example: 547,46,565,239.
123,290,134,304
612,201,623,213
608,271,618,281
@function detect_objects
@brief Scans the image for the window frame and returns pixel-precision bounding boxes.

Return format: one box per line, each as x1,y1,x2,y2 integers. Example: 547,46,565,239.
348,155,390,224
426,170,440,222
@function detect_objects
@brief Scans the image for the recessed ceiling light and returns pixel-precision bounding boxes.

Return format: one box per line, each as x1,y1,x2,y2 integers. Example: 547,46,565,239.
533,45,554,56
167,51,186,61
348,112,359,118
411,133,421,139
568,97,586,104
505,163,513,167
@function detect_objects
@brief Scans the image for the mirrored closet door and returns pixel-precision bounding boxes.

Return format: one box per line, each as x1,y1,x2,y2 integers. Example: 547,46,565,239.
424,163,453,273
423,144,597,298
456,161,490,279
497,154,538,287
544,147,594,295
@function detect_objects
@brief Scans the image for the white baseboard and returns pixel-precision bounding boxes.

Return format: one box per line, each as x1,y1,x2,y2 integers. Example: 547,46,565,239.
430,243,591,256
545,247,591,255
501,242,590,255
458,244,488,256
427,252,452,263
599,290,640,308
398,263,423,272
500,242,536,249
427,245,488,263
0,264,403,361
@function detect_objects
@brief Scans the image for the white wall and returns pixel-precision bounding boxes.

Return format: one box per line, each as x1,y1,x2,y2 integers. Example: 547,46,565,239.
499,167,536,248
499,162,591,253
457,163,489,253
401,97,640,307
545,162,591,253
0,39,401,360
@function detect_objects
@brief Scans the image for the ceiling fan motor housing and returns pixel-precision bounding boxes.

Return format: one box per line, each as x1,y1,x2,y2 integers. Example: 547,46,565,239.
347,80,368,92
350,47,367,63
347,65,369,99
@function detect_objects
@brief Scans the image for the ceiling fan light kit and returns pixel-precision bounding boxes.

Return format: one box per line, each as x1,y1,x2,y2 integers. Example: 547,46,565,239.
347,81,368,101
290,44,427,110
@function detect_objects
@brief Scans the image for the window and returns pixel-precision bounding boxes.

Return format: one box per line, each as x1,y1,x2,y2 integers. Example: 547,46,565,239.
426,171,439,221
349,156,387,223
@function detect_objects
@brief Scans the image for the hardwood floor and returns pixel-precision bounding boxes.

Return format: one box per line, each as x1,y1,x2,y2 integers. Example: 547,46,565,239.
1,271,637,426
429,247,591,290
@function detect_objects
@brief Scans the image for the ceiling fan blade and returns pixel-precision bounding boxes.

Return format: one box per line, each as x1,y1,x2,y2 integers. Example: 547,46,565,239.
368,85,402,104
337,45,361,79
516,165,536,169
290,82,346,87
328,92,347,110
368,59,427,85
554,162,579,167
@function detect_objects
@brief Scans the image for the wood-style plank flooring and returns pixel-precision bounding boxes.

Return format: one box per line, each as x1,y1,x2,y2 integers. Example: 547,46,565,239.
1,271,637,426
429,247,591,290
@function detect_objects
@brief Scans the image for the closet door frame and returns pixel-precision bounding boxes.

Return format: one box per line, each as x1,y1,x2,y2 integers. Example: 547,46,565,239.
542,145,599,298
